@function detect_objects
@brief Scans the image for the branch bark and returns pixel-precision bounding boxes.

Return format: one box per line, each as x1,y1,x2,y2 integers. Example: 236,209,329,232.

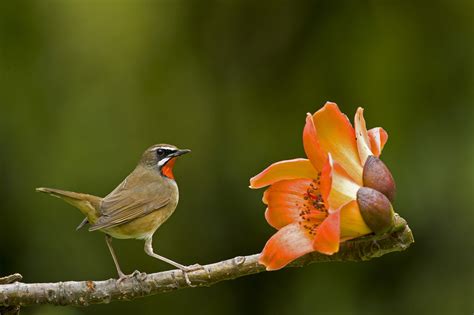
0,214,413,308
0,274,22,314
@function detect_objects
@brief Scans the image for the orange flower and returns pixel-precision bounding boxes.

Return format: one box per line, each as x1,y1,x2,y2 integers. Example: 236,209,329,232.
250,102,393,270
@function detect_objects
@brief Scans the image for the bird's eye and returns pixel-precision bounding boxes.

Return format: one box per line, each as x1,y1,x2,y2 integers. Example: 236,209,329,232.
156,149,165,157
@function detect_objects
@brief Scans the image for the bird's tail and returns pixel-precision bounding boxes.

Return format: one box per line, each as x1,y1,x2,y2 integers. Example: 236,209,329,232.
36,187,102,225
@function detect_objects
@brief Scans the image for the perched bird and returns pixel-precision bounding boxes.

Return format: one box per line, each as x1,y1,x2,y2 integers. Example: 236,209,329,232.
37,144,198,281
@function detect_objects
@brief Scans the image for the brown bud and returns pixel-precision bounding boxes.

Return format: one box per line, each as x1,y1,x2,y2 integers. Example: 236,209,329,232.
357,187,394,235
363,155,396,202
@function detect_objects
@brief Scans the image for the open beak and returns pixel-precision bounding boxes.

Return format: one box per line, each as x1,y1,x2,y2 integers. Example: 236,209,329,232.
172,149,191,157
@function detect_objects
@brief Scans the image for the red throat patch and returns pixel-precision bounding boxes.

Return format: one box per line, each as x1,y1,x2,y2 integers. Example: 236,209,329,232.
161,157,177,179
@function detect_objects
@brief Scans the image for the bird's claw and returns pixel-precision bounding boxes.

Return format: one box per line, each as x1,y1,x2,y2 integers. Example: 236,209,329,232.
182,264,205,273
117,274,128,284
178,263,206,287
116,270,145,283
131,270,142,277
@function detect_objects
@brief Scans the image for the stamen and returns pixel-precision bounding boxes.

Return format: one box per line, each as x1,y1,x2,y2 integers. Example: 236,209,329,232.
297,176,328,234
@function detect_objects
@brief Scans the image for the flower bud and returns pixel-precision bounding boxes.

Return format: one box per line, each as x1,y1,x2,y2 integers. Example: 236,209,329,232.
362,155,396,202
357,187,394,235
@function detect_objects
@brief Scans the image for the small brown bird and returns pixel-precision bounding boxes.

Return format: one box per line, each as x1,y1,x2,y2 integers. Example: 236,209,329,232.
37,144,198,281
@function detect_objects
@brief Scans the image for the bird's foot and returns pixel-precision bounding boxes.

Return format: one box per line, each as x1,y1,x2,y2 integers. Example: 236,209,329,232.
178,263,207,287
116,270,146,283
117,273,128,284
182,264,205,273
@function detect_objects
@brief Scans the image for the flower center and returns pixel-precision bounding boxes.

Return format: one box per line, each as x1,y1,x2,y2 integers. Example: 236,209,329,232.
297,173,328,235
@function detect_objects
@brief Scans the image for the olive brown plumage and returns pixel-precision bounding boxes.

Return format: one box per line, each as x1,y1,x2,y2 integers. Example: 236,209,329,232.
37,144,198,281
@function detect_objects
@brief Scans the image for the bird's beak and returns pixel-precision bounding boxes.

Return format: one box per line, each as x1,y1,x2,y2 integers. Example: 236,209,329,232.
172,149,191,157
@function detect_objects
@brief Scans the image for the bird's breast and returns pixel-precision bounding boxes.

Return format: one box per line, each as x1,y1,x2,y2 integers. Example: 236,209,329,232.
104,178,179,240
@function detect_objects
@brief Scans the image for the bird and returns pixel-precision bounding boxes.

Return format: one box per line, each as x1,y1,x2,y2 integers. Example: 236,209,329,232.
37,144,199,281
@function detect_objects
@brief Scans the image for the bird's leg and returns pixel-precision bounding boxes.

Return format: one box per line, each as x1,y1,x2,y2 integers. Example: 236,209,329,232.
105,235,127,280
144,237,191,270
144,237,204,285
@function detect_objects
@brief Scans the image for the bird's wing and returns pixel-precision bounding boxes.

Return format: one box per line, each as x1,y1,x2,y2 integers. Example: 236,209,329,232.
89,176,170,231
76,217,89,230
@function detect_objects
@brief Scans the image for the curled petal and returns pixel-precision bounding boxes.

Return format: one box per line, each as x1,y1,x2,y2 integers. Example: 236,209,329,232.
313,210,340,255
259,223,314,270
368,127,388,157
303,113,328,171
263,179,314,229
250,159,318,189
354,107,373,166
340,200,372,240
318,154,333,206
312,102,363,184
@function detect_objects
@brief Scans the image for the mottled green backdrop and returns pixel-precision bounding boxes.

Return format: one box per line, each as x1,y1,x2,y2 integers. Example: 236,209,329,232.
1,1,473,314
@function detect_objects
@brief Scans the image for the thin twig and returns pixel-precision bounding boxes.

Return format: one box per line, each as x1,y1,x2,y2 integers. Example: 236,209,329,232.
0,214,413,308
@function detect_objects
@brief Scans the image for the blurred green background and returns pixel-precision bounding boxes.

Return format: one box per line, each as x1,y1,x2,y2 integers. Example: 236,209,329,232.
1,1,473,314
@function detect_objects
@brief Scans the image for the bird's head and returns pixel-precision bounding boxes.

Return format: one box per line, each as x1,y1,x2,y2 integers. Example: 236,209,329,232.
140,144,191,179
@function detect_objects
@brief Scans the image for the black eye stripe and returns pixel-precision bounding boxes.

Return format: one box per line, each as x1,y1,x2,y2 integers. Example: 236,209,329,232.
156,148,175,157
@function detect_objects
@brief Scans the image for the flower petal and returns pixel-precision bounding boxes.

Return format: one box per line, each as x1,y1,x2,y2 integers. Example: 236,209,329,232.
319,153,333,206
368,127,388,157
259,222,314,270
324,157,360,210
303,113,328,171
263,179,314,229
354,107,373,166
330,164,360,209
313,210,340,255
340,200,372,240
312,102,363,184
250,158,318,189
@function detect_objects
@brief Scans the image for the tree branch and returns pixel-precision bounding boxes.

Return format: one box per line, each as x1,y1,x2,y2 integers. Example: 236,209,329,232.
0,214,413,308
0,274,22,314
